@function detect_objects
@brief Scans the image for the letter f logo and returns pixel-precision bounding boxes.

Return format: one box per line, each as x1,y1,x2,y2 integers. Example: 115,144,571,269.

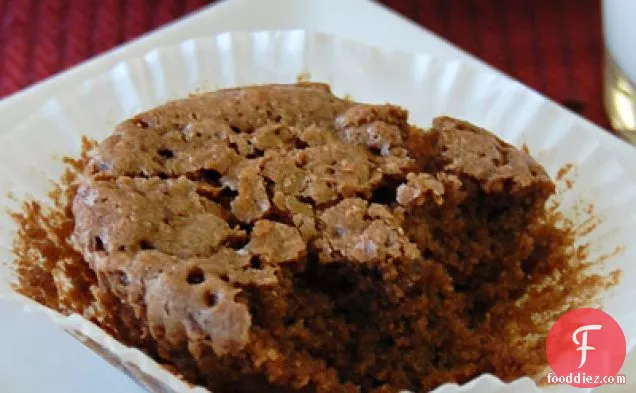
572,324,603,368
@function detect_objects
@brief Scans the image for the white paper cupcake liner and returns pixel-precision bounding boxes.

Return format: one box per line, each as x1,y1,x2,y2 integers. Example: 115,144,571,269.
1,30,636,393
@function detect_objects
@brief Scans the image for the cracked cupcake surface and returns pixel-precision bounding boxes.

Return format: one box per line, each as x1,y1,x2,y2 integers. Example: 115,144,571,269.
15,83,589,393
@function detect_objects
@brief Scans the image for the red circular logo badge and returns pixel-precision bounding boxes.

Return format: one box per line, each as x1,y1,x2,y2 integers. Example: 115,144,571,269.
546,308,626,388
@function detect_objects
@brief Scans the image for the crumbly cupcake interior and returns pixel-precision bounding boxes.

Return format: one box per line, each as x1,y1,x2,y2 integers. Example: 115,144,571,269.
12,83,611,393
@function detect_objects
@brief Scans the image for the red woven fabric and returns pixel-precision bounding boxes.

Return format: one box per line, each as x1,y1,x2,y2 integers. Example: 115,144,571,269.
0,0,609,129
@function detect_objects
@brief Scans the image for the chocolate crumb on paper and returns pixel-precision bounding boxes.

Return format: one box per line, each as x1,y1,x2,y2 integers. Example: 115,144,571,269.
10,84,618,393
296,72,311,83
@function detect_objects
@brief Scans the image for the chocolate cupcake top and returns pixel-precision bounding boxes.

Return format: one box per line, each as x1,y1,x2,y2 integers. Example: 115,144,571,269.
72,83,553,357
33,83,575,393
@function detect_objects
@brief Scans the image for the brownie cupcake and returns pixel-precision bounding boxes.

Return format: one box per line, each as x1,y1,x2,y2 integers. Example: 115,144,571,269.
16,83,573,393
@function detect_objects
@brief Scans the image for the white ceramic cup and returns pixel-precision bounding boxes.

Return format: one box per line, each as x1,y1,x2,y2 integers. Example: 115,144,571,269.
602,0,636,136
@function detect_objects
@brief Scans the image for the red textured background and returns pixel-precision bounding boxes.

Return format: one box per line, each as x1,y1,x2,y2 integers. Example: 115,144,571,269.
0,0,610,130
